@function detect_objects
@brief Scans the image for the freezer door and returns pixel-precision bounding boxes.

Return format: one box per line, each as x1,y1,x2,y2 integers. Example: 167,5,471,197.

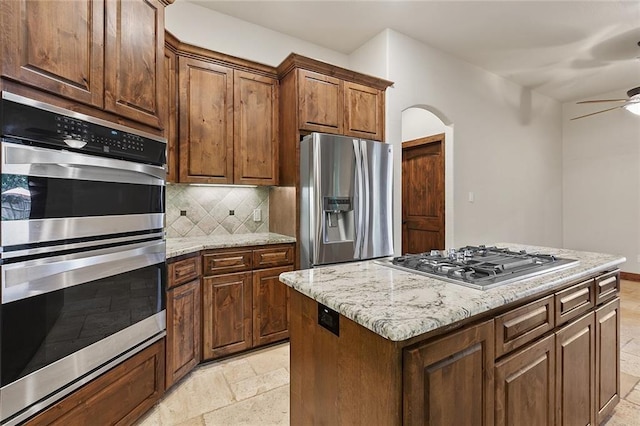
302,134,359,268
359,139,393,259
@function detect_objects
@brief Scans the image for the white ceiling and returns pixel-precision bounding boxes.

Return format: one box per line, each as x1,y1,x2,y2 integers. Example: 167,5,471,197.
188,0,640,103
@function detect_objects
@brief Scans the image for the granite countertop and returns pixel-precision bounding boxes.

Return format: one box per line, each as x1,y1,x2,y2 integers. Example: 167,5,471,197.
166,233,296,258
279,243,625,342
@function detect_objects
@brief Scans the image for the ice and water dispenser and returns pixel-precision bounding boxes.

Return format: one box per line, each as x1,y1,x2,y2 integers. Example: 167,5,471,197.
322,196,354,243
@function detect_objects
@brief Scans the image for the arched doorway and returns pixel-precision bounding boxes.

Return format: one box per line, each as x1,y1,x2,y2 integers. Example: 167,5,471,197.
401,107,453,254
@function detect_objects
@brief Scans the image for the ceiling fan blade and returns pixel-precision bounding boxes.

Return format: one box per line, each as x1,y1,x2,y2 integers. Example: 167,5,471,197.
570,105,623,120
576,99,628,104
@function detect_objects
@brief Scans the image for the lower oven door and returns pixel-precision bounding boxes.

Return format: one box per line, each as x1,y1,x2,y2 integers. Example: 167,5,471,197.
0,239,166,425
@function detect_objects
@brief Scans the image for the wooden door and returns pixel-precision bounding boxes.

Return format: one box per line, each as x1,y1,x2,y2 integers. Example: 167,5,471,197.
402,134,445,255
104,0,165,129
595,298,620,423
252,266,292,347
202,272,252,360
166,279,201,390
298,69,343,134
495,334,555,426
343,81,384,141
178,57,233,184
403,319,494,426
0,0,105,107
164,46,178,183
555,312,595,426
234,71,279,185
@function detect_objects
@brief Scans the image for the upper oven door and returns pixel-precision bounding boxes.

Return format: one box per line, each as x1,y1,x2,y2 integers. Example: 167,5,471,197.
1,141,165,248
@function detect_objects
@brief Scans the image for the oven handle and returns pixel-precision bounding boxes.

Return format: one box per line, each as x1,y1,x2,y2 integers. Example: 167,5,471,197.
1,142,165,185
1,240,166,304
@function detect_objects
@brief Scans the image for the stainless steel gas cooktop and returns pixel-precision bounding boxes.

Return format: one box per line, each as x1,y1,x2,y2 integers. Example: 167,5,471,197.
377,245,579,290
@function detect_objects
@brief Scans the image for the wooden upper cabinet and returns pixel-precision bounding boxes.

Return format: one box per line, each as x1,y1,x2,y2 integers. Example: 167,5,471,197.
164,45,178,183
298,69,343,134
178,57,234,184
343,81,384,141
104,0,165,128
0,0,105,107
234,71,279,185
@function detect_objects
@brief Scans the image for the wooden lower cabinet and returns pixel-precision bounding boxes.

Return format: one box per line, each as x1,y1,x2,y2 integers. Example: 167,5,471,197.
202,272,253,359
252,265,293,346
495,334,555,426
595,299,620,423
556,312,596,426
403,319,495,426
166,278,201,389
25,339,165,426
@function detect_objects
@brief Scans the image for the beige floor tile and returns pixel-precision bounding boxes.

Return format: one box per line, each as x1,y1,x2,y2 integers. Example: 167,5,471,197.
203,385,290,426
621,351,640,377
621,372,640,399
175,415,205,426
229,367,290,401
246,344,290,375
220,358,258,384
135,404,160,426
622,338,640,355
603,399,640,425
626,382,640,406
158,368,235,424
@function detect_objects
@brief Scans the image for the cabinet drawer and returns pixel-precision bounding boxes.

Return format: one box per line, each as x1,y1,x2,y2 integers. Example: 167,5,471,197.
253,245,294,269
203,250,252,276
168,256,201,289
595,271,619,305
495,295,554,358
555,279,595,326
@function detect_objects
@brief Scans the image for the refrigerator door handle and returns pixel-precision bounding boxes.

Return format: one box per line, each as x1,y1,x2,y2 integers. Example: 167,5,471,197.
353,138,364,259
360,140,371,255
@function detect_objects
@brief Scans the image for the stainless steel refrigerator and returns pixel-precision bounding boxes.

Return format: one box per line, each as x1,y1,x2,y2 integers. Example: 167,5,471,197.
300,132,393,269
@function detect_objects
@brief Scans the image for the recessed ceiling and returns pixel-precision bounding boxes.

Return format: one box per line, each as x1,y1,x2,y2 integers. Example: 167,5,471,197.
187,0,640,103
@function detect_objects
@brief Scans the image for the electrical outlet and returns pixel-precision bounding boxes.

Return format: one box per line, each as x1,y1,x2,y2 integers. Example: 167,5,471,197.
180,210,187,216
253,208,262,222
636,254,640,263
229,210,235,216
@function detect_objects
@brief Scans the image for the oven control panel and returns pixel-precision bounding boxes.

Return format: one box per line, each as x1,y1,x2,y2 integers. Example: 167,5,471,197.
1,92,166,166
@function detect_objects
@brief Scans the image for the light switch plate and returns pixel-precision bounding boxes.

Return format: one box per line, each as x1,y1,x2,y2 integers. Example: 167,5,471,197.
253,209,261,222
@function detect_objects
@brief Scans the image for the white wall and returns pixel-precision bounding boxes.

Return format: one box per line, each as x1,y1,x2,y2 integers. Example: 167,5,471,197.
350,30,563,253
563,89,640,272
166,1,349,67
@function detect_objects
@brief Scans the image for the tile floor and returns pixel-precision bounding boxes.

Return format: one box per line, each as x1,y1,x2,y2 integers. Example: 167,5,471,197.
136,280,640,425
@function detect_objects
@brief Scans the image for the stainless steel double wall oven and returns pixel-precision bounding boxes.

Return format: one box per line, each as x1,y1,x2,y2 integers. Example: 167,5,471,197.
0,92,167,425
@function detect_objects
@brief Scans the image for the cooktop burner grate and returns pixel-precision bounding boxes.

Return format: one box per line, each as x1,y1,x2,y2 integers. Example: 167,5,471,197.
378,245,579,290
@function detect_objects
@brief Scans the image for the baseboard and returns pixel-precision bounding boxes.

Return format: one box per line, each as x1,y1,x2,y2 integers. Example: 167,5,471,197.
620,272,640,282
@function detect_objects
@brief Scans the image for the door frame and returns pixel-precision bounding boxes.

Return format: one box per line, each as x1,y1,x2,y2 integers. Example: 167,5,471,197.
401,133,446,255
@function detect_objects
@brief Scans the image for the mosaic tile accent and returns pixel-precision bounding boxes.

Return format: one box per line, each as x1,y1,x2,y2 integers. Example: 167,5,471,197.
166,184,269,238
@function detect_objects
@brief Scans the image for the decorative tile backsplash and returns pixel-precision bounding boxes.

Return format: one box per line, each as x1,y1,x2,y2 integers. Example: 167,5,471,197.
165,184,269,238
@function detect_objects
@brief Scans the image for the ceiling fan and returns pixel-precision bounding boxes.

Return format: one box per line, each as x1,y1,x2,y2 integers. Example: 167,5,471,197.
571,86,640,120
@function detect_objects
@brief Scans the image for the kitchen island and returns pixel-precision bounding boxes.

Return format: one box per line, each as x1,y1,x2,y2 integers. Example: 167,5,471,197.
279,244,625,425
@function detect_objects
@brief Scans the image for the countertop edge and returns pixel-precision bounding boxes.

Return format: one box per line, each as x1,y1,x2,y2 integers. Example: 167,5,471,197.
166,233,296,259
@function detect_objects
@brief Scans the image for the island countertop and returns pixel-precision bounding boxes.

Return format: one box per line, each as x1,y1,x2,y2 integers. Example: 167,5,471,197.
278,243,625,342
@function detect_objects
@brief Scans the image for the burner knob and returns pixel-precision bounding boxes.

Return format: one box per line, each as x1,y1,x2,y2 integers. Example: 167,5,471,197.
430,250,441,256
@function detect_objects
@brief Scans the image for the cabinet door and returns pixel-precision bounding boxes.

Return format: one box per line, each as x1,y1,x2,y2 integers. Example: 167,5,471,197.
178,57,234,184
595,298,620,423
343,81,384,141
164,46,178,183
555,312,595,426
166,279,201,390
104,0,165,128
298,69,343,134
0,0,104,107
234,71,279,185
202,272,252,360
252,265,292,347
25,340,165,426
495,334,555,426
403,319,494,426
